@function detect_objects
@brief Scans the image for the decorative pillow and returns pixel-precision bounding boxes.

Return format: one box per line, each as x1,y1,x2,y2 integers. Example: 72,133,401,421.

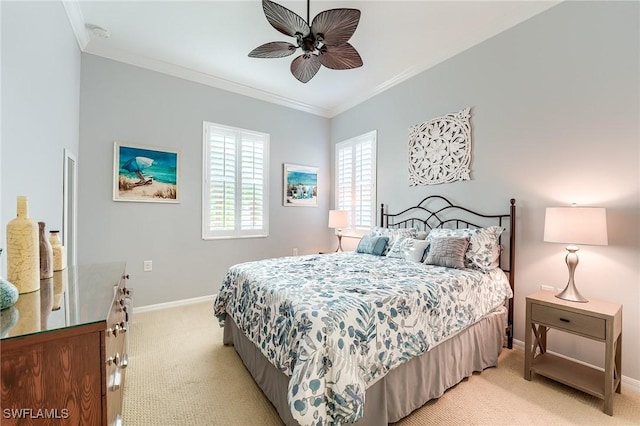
370,227,418,255
386,237,430,262
356,236,389,256
415,230,429,240
425,226,504,271
424,237,470,269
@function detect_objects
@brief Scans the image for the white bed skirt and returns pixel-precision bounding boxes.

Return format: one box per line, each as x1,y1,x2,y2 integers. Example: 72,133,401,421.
223,306,507,425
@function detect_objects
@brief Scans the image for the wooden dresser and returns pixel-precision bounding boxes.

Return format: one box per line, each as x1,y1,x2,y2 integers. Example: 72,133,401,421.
1,262,132,425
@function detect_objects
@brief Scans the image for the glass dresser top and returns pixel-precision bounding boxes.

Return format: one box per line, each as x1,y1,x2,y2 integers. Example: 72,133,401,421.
1,262,126,341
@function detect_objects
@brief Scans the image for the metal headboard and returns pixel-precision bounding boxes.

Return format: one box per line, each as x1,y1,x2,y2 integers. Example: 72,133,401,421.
380,196,516,349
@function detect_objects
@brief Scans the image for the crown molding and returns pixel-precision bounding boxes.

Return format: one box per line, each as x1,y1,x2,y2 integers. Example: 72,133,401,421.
61,0,561,119
328,61,433,117
62,1,90,50
329,1,563,117
83,45,333,118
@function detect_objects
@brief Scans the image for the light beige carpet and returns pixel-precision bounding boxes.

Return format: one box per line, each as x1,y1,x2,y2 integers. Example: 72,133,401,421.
122,302,640,425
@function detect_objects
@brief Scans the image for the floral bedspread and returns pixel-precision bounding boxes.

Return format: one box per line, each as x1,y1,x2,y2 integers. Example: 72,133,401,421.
213,252,512,426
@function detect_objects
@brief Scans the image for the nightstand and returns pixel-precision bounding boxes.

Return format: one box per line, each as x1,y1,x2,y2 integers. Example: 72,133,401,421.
524,290,622,415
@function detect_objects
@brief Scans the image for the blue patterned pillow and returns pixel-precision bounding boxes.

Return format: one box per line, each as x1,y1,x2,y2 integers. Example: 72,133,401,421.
356,236,389,256
386,237,430,262
370,227,418,255
425,226,504,271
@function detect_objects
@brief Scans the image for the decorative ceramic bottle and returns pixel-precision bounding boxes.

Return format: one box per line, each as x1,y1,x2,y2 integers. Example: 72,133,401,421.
49,230,66,271
39,222,54,280
52,269,68,311
40,277,53,329
6,196,40,293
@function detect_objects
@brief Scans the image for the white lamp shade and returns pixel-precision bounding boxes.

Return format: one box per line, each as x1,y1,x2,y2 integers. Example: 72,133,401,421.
328,210,349,229
544,207,608,246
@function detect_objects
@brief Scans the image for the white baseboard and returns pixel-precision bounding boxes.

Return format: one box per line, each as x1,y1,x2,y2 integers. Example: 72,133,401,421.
512,338,640,395
133,294,215,314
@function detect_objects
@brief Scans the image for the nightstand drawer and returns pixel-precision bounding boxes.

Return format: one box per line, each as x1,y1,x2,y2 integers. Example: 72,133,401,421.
531,303,605,339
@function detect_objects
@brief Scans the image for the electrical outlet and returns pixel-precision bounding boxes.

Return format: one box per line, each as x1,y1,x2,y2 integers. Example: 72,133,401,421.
292,248,298,256
143,260,153,272
540,284,554,292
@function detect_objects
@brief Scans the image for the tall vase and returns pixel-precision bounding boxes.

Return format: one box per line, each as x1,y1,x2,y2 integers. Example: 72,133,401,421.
52,268,67,311
39,222,54,280
40,277,53,329
6,196,40,294
49,230,66,271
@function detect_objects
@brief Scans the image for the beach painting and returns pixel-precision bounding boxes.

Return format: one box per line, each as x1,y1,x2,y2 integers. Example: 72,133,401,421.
113,142,179,203
283,163,318,207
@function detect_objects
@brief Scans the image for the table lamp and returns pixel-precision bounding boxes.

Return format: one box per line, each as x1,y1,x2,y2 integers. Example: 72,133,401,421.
543,206,608,302
328,210,349,252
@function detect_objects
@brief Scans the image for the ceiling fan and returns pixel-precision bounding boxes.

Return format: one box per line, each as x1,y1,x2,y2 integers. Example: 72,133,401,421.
249,0,363,83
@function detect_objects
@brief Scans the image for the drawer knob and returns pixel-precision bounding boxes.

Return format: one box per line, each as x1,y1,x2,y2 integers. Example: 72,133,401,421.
559,318,570,323
106,353,121,366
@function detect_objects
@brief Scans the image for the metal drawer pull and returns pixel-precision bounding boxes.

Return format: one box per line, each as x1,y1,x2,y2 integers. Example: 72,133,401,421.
106,325,120,337
112,414,123,426
110,369,121,391
120,353,129,369
106,353,121,366
559,317,570,323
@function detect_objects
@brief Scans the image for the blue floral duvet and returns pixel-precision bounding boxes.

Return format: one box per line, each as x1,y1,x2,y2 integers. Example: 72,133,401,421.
213,252,512,426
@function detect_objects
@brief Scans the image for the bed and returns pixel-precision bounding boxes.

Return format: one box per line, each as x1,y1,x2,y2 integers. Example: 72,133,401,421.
214,196,516,426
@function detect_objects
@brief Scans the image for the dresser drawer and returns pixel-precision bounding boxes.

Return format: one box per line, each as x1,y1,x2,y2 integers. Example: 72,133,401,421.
531,303,605,340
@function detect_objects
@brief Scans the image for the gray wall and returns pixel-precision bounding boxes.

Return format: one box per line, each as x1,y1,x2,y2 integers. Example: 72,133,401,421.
331,1,639,381
2,0,638,384
1,1,80,273
79,54,331,307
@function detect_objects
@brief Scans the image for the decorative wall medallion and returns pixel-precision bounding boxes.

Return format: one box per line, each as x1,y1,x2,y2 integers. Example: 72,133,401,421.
408,107,472,185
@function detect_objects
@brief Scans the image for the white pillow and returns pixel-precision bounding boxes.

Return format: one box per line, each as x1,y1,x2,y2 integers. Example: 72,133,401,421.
415,230,429,240
370,227,418,255
386,237,430,262
425,226,504,271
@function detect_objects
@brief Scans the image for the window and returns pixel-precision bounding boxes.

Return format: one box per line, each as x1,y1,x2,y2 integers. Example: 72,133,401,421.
202,122,269,239
335,131,377,233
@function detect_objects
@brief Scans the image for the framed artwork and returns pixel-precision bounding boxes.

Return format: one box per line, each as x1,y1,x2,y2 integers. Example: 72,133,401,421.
113,142,179,203
283,163,318,207
408,107,472,185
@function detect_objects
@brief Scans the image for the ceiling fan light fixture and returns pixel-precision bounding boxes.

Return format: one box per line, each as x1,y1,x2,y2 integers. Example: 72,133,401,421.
249,0,363,83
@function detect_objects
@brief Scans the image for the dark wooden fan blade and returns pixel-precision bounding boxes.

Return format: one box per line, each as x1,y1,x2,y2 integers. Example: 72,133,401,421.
319,43,363,70
249,42,298,58
290,54,321,83
311,9,360,46
262,0,310,38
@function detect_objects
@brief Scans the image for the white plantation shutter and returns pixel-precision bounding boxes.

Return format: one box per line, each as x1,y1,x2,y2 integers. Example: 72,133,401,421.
203,122,269,239
240,137,265,233
335,131,377,232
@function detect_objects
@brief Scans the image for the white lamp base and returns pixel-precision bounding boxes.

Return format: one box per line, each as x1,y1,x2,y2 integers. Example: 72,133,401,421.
555,246,588,303
334,232,343,252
